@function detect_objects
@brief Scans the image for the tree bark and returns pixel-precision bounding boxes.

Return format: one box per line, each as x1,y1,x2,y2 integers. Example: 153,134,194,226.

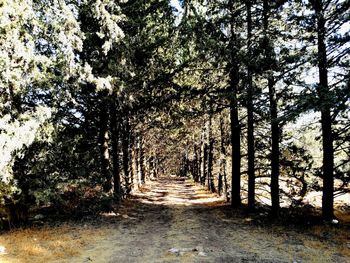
134,135,140,187
110,101,121,201
138,135,145,184
263,0,280,215
219,115,228,201
198,139,202,183
208,113,215,192
129,132,134,191
313,0,334,221
246,0,255,210
149,155,155,179
122,115,131,194
203,143,208,185
200,127,207,185
229,0,242,207
269,76,280,214
99,98,112,192
194,144,200,182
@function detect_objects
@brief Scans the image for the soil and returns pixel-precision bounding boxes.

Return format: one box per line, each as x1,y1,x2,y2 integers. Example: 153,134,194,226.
64,177,350,263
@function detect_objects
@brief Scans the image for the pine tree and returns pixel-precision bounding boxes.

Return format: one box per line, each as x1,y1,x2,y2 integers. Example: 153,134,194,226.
245,0,256,210
306,0,349,221
229,0,243,207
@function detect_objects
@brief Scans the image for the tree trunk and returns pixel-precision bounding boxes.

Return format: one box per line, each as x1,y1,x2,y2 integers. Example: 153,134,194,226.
229,0,242,207
203,143,208,185
198,135,202,183
110,101,121,201
99,98,112,192
208,112,215,192
154,151,159,178
194,144,200,182
313,0,334,221
246,0,255,210
122,115,130,194
134,135,140,187
230,75,241,207
138,135,145,184
200,127,207,185
129,132,134,191
269,77,280,214
263,0,280,215
184,142,189,177
219,115,228,200
149,156,154,179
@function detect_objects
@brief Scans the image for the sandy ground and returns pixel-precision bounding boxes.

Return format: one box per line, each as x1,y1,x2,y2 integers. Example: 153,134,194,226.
1,177,349,263
69,178,349,263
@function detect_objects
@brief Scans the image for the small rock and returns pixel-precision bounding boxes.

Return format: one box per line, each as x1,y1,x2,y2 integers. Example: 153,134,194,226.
195,246,204,252
169,248,180,256
122,214,129,219
331,219,339,224
34,214,45,220
103,212,117,217
198,251,207,257
169,248,180,254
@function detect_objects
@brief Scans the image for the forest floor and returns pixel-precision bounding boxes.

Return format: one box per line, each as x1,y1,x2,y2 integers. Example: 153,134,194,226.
0,177,349,263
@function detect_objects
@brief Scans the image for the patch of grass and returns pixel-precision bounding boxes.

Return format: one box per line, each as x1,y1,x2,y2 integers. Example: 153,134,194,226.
335,209,350,223
0,223,109,263
309,224,350,257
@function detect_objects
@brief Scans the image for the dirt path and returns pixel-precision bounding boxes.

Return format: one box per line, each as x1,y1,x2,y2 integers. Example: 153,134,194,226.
68,177,349,263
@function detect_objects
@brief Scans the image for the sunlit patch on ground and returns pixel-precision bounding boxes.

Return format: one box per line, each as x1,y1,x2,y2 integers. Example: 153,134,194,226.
134,178,225,207
0,224,109,263
0,245,6,255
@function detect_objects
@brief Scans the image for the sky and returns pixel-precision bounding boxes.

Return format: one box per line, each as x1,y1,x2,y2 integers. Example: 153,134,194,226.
170,0,184,24
170,0,183,14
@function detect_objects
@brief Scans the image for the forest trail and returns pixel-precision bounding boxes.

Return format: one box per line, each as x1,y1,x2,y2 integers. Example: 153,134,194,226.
0,177,349,263
66,177,349,263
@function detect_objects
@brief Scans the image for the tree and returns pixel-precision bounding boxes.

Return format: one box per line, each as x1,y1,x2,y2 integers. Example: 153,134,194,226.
306,0,349,221
245,0,255,210
0,0,86,222
229,0,243,207
110,101,121,200
311,0,334,221
262,0,281,215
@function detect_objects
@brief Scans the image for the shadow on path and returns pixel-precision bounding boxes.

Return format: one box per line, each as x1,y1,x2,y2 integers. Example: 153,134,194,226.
69,177,349,263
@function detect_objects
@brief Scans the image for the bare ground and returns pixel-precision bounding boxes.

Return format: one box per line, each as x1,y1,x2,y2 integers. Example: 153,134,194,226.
1,177,349,262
